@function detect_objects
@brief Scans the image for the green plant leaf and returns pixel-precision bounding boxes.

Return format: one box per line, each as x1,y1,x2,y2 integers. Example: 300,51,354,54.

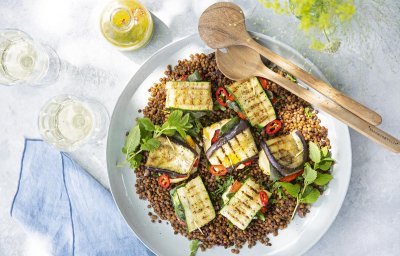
314,173,333,186
300,188,320,204
189,239,200,256
317,160,333,171
137,118,155,131
188,70,202,82
304,107,314,118
140,138,161,151
303,163,317,184
277,182,301,198
129,154,143,169
125,125,141,154
321,146,329,157
309,141,321,163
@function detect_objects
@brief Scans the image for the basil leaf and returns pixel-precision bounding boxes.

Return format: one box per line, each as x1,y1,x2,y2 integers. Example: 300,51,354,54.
300,188,320,204
137,118,155,131
125,125,141,154
303,163,317,184
309,141,321,163
189,239,200,256
314,173,333,186
140,138,161,151
188,70,202,82
277,182,300,198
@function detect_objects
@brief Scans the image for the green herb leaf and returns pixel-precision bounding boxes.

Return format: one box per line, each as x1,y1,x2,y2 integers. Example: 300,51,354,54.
137,118,155,131
125,125,141,154
309,141,321,163
317,160,333,171
300,188,320,204
188,70,202,82
220,117,240,136
314,173,333,186
277,182,301,198
140,138,161,151
304,107,314,118
286,73,297,82
129,154,143,169
189,239,200,256
321,146,329,157
256,211,266,221
303,163,318,184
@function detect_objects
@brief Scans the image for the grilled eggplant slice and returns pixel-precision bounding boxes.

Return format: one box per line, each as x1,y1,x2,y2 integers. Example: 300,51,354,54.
176,176,216,232
220,178,267,230
203,119,258,171
261,130,308,176
226,77,276,128
165,81,213,111
145,136,198,176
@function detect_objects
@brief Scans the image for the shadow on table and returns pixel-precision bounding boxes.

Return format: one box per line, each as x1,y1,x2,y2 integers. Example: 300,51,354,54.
122,14,172,65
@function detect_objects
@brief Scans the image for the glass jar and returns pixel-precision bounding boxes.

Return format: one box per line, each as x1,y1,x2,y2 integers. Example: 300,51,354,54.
100,0,153,51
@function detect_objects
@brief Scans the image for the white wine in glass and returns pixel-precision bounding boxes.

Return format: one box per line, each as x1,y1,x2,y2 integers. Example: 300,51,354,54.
0,29,60,86
38,95,109,152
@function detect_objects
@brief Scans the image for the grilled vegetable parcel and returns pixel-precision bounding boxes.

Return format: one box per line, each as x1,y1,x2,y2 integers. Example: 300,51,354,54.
170,176,216,232
165,81,213,111
226,77,277,128
261,130,308,176
203,119,258,171
145,136,199,179
220,178,270,230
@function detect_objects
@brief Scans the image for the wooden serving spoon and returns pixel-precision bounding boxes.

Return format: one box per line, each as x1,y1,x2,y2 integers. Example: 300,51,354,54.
198,2,382,126
215,45,400,153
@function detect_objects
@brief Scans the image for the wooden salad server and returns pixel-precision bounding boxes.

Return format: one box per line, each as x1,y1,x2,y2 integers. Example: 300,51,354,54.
215,45,400,153
198,2,382,126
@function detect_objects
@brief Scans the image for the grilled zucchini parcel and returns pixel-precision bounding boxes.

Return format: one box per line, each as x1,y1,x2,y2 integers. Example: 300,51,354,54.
226,77,276,128
203,119,258,171
220,178,267,230
145,136,198,175
170,176,216,232
165,81,213,111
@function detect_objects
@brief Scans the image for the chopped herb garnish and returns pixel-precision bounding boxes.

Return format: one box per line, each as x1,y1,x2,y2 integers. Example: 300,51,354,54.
189,239,200,256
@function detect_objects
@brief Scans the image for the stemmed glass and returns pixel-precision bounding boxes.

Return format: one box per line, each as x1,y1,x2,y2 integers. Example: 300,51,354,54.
38,95,109,152
0,29,61,87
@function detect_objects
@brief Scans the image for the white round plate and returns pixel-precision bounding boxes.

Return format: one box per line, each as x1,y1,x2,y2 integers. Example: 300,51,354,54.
106,33,352,256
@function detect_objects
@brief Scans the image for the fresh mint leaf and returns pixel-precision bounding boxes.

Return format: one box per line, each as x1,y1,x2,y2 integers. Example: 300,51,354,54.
277,182,301,198
189,239,199,256
321,146,329,157
220,117,240,136
317,160,333,171
303,163,317,184
300,188,320,204
304,107,314,118
125,125,141,154
188,70,202,82
137,118,155,131
314,173,333,186
256,211,266,221
309,141,321,163
129,154,143,169
140,138,161,152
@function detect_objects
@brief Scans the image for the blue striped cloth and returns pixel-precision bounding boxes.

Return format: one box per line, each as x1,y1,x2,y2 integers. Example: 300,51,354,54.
10,139,154,256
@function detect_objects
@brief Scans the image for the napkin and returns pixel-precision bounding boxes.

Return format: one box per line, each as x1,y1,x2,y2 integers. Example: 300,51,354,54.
10,139,154,256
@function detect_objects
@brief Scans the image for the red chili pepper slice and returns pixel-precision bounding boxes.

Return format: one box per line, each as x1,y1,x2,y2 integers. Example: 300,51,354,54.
216,86,234,107
258,77,269,90
211,129,220,144
193,157,199,168
229,180,242,193
180,75,188,81
259,191,269,206
158,174,170,188
279,169,304,182
243,160,253,167
260,206,267,214
271,97,278,104
265,119,283,135
209,165,228,176
237,112,246,120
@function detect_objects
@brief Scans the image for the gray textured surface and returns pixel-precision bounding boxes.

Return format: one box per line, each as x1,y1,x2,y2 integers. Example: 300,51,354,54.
0,0,399,255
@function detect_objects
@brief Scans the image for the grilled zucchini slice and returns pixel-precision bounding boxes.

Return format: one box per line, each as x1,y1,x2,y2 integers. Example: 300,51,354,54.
220,178,265,230
165,81,213,111
203,119,258,171
176,176,216,232
226,77,276,128
145,136,198,175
